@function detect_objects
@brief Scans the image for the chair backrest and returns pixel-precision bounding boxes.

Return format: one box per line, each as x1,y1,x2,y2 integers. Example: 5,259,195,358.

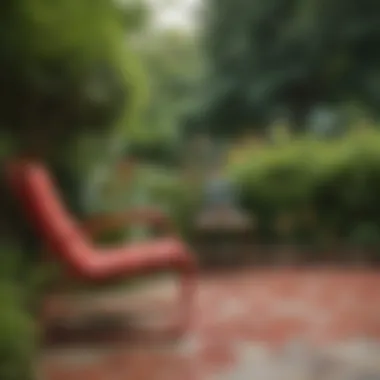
6,160,93,268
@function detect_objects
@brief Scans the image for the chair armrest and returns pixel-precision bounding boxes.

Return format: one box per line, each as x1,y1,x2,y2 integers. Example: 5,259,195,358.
82,207,175,237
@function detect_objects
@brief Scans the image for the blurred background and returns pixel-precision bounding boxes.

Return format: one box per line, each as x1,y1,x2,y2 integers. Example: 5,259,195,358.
2,0,380,378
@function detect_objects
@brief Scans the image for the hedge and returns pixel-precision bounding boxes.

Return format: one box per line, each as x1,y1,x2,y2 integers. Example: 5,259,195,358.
229,129,380,247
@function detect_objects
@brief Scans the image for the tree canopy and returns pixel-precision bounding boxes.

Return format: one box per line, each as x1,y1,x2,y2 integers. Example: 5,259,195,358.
127,27,203,164
0,0,147,156
195,0,380,137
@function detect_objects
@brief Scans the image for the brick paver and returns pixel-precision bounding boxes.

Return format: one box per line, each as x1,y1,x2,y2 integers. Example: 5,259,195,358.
40,269,380,379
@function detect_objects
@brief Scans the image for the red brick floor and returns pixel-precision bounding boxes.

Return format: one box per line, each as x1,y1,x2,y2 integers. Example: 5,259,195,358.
40,269,380,380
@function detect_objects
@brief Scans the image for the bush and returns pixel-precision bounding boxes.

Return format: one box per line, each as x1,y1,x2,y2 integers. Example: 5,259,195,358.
127,138,181,167
128,166,202,238
0,244,48,380
229,128,380,245
0,281,37,380
94,165,202,241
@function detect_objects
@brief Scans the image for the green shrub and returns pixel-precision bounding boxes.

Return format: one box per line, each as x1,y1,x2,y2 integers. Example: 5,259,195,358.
133,166,202,238
97,165,202,241
229,128,380,245
0,281,37,380
128,138,181,167
0,245,48,380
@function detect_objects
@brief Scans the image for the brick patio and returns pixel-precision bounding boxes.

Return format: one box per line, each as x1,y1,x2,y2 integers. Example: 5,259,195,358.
40,269,380,379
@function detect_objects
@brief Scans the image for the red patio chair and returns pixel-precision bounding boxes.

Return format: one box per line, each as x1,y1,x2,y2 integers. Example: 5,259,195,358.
6,159,197,334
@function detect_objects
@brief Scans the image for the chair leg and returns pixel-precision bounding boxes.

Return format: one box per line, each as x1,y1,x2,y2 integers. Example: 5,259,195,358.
166,259,197,338
181,269,197,330
40,257,198,343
